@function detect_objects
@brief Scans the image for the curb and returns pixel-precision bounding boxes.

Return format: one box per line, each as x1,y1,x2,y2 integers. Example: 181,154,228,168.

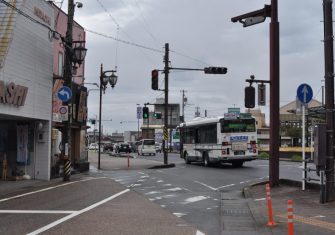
148,163,176,169
243,178,321,234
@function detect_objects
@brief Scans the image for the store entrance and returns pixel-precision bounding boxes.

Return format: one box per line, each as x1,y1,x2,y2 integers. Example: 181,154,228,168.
0,121,35,180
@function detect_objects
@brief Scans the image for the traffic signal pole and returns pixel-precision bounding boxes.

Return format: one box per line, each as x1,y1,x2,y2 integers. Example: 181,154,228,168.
163,43,169,165
155,43,227,165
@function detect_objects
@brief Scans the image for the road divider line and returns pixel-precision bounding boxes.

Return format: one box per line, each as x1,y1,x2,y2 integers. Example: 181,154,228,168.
216,184,235,190
0,177,106,203
27,189,130,235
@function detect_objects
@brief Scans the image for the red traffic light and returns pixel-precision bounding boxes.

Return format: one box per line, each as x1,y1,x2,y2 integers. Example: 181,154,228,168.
151,70,159,90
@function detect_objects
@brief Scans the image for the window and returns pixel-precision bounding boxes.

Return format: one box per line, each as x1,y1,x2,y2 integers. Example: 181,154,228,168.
58,52,64,76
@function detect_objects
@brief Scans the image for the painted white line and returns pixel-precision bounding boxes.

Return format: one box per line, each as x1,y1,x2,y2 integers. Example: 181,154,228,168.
173,212,188,218
216,184,235,190
194,180,217,191
27,189,130,235
254,198,266,201
0,177,107,203
165,187,183,192
145,191,162,195
181,196,209,204
196,230,205,235
0,210,76,214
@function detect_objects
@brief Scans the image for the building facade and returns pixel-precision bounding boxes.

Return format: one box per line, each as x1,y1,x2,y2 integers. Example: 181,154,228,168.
0,0,54,180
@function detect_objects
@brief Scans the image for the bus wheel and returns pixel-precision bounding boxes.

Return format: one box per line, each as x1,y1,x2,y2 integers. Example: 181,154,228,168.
232,161,244,168
203,153,211,167
184,152,191,164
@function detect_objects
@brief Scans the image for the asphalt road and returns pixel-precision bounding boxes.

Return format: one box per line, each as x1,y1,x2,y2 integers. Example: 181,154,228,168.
102,152,318,235
0,151,319,235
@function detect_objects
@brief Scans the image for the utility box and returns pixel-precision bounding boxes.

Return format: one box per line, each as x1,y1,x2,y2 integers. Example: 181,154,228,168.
313,123,327,168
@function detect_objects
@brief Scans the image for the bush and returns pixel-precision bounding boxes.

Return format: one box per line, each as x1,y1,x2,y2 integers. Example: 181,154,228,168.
292,154,302,161
258,152,269,159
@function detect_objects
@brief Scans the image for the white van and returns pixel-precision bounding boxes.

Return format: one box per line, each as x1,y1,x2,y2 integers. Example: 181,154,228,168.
137,139,156,156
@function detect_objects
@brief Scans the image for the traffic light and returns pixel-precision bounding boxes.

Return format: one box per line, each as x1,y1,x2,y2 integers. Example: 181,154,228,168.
258,83,266,106
204,67,227,74
245,86,255,108
151,70,159,90
143,107,149,119
90,119,96,125
153,112,162,119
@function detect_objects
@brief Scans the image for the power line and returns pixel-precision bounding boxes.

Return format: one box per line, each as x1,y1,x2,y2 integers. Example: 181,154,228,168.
85,28,164,53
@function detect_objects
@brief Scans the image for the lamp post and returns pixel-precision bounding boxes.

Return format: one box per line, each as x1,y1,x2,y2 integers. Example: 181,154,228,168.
231,0,280,187
62,0,87,181
98,64,118,169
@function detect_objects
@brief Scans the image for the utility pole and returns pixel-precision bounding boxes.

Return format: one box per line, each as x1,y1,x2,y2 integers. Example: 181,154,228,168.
195,106,201,117
323,0,335,202
62,0,75,181
163,43,169,165
180,90,187,122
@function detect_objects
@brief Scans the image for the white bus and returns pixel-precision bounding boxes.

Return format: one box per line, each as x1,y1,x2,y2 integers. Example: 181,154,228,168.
179,113,257,167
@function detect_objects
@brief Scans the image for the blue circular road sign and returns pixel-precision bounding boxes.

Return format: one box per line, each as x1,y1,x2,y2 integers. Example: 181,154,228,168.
57,86,72,102
297,83,313,104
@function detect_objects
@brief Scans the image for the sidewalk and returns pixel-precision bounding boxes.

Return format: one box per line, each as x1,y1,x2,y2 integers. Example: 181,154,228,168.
244,179,335,235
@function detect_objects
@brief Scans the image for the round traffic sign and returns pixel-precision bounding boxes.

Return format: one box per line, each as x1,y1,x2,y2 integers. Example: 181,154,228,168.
297,83,313,104
59,106,67,115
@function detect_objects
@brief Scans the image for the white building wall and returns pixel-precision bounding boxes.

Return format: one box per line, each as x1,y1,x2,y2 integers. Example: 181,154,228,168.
0,0,54,180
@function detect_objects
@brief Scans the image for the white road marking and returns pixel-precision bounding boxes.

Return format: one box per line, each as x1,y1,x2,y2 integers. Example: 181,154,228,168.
173,212,188,217
254,198,266,201
216,184,235,190
157,180,164,183
165,187,183,192
196,230,205,235
0,210,76,214
26,189,130,235
314,215,326,218
181,196,209,204
0,177,107,203
145,191,162,195
194,180,217,191
163,184,172,186
160,205,166,208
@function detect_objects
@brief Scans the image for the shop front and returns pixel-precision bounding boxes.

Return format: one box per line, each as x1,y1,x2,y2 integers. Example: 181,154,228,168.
0,0,54,180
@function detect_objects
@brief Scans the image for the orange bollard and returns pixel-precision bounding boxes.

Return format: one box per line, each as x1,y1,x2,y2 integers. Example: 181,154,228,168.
287,200,294,235
266,183,276,227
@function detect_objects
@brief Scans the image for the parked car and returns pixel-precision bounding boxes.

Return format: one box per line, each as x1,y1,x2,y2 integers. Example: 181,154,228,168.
116,143,131,153
89,143,98,150
138,139,156,156
103,143,114,152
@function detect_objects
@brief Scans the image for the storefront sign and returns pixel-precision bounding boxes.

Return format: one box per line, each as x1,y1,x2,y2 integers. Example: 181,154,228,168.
34,7,51,26
0,80,28,106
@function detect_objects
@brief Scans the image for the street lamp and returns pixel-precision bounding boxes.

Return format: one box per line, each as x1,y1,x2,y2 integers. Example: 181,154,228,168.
231,0,279,187
98,64,118,169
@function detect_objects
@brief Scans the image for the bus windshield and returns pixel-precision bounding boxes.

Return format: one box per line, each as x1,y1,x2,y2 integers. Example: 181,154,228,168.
221,118,256,133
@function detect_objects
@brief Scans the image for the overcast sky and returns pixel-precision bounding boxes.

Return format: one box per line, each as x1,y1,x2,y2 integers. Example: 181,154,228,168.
57,0,325,134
